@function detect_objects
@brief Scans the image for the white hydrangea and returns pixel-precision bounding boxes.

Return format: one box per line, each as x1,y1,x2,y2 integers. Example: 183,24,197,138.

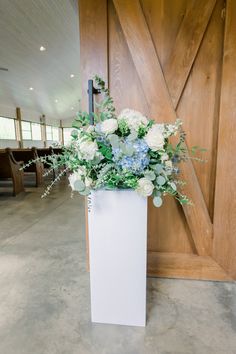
136,177,154,197
100,118,118,135
118,108,148,131
144,124,165,151
79,140,98,160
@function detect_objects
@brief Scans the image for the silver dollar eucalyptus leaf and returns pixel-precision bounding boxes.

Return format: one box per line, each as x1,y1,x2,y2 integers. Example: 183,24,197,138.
156,175,166,186
153,196,163,207
74,180,85,192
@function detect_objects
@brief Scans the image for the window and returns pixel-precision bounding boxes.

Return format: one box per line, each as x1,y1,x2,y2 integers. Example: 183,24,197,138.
31,123,42,140
0,116,16,139
22,121,42,140
63,128,73,145
46,125,53,140
22,121,31,140
52,127,59,141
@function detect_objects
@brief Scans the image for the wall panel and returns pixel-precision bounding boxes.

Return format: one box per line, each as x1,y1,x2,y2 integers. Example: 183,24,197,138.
79,0,236,280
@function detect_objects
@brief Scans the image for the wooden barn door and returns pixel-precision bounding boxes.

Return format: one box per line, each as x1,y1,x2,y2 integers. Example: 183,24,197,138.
79,0,236,281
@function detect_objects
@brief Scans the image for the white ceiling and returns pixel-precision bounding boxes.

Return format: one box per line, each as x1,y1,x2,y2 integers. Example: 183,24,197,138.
0,0,81,121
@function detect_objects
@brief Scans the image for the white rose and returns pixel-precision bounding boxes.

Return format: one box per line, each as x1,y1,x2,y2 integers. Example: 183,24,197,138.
79,140,98,160
118,109,148,131
136,177,154,197
145,124,165,151
100,118,118,135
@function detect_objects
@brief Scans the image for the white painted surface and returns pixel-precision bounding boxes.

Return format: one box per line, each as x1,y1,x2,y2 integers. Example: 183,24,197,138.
88,190,147,327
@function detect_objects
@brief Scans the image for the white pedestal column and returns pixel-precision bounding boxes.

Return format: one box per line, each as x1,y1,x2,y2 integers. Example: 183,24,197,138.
88,189,147,327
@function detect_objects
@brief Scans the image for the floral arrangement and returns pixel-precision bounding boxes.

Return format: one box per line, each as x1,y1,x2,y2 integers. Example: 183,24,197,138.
24,76,204,207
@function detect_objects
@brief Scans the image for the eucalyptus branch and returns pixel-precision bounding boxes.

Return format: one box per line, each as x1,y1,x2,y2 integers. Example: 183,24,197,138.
41,167,69,198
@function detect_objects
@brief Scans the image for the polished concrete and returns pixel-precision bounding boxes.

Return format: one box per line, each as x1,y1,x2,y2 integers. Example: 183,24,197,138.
0,178,236,354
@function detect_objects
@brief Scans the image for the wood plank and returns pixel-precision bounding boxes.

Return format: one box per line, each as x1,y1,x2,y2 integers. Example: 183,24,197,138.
113,0,213,256
213,0,236,280
164,0,216,108
79,0,108,110
177,0,225,218
16,107,23,148
147,252,233,281
141,0,189,69
79,0,108,269
109,0,195,255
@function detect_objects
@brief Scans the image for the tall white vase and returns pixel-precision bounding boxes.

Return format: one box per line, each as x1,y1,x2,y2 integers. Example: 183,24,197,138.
88,189,147,327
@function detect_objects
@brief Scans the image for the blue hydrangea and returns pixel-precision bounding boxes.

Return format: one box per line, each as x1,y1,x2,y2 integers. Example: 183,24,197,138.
112,139,150,175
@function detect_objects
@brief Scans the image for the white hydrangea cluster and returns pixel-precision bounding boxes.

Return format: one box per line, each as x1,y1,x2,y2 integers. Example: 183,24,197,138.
118,109,148,131
100,118,118,135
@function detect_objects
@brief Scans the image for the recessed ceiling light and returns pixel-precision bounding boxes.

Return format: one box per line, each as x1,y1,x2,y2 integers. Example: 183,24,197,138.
55,99,58,103
29,87,34,91
40,46,46,51
70,74,75,78
71,107,74,110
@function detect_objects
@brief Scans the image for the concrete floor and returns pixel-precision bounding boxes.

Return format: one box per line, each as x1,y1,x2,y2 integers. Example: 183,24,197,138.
0,178,236,354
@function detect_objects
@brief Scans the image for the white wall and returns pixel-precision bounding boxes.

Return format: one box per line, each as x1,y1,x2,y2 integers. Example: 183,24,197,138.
23,140,44,148
0,140,18,148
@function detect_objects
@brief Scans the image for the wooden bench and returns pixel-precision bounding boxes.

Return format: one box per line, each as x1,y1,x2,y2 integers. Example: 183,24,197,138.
36,147,55,179
0,148,25,196
51,147,63,155
11,148,44,187
36,147,53,168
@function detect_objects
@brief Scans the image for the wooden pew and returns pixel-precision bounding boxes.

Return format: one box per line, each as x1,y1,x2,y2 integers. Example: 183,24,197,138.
0,148,25,196
36,147,55,179
11,148,44,187
36,147,53,168
51,147,63,155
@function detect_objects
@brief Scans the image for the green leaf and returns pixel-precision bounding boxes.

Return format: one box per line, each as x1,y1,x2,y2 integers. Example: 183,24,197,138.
127,131,138,141
169,182,177,191
153,164,163,174
100,112,107,121
72,120,82,129
71,129,78,138
74,180,85,192
144,170,156,181
153,189,161,197
108,134,119,148
98,142,113,160
156,175,166,186
79,188,90,196
120,142,127,154
126,145,135,156
153,196,163,207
